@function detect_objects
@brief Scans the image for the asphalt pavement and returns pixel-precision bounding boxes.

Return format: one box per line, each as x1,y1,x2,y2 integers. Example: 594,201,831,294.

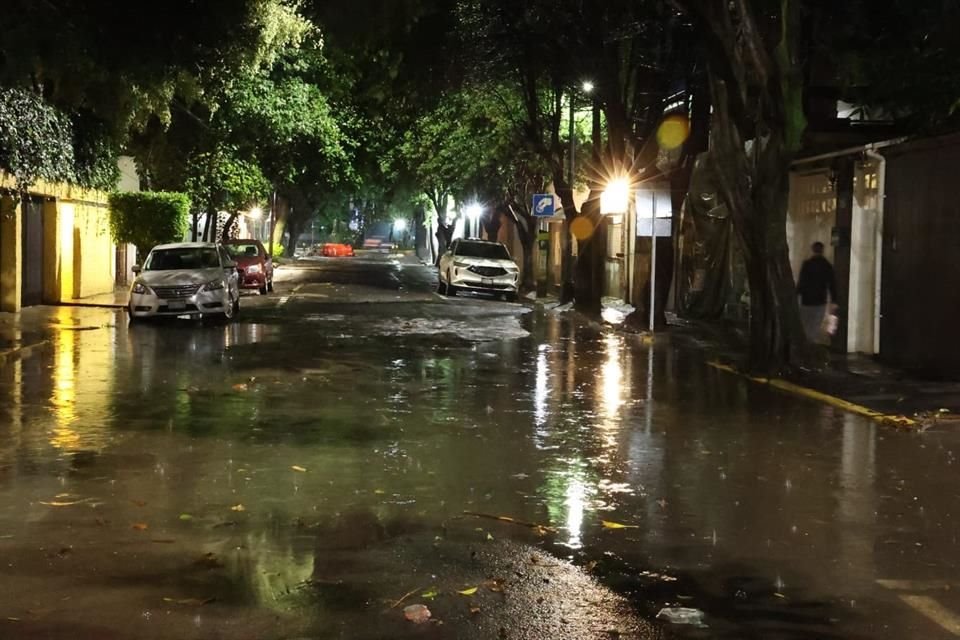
1,252,960,639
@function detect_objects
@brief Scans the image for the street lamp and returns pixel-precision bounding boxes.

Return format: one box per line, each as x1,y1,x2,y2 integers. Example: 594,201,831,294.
465,203,482,238
393,219,407,233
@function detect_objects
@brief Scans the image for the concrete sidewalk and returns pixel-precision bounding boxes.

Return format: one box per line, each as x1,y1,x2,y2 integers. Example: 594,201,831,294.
58,287,128,308
666,316,960,428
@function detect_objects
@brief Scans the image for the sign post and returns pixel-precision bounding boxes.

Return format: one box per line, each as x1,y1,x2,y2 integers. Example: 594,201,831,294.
636,188,672,334
532,194,556,218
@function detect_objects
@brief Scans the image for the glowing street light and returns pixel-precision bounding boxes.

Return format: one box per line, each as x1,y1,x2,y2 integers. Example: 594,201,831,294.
247,206,263,219
393,218,407,233
465,203,483,238
600,177,630,215
582,80,595,94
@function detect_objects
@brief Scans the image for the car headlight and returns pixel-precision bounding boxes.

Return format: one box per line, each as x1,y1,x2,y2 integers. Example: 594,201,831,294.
246,264,262,274
202,279,225,292
506,266,519,273
132,281,152,295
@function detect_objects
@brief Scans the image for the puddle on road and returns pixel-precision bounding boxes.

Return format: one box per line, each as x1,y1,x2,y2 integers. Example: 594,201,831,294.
1,305,959,638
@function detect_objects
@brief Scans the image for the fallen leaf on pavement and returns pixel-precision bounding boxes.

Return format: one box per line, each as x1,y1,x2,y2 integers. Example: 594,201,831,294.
194,553,224,569
421,588,439,600
230,504,246,512
403,604,431,624
602,520,639,530
457,587,478,596
39,498,93,507
486,532,494,541
162,597,215,606
374,489,386,495
131,523,149,531
179,514,193,521
470,605,481,614
291,465,307,472
131,500,147,507
232,383,248,392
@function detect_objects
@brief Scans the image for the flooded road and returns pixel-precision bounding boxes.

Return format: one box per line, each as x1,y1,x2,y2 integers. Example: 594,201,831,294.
1,254,959,639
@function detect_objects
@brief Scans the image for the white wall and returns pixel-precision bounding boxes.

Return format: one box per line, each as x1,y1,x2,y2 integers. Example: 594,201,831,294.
847,161,881,354
787,170,836,278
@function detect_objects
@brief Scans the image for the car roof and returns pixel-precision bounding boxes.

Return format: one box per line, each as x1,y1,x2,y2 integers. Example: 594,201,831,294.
223,239,261,244
152,242,219,250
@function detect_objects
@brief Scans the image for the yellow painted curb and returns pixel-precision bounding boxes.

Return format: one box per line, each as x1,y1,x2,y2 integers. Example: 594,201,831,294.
707,361,917,427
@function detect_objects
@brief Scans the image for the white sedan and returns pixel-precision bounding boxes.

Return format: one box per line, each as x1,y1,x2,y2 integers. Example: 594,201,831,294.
127,242,241,323
438,239,520,301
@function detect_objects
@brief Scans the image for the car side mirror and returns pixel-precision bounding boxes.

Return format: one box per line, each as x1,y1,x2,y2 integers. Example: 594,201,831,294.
132,265,141,274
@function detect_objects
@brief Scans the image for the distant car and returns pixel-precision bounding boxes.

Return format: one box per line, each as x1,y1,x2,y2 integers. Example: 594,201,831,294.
438,239,520,301
322,243,355,257
127,242,241,322
224,239,274,295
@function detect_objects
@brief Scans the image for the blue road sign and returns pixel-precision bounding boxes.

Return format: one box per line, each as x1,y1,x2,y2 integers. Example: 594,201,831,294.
532,194,555,217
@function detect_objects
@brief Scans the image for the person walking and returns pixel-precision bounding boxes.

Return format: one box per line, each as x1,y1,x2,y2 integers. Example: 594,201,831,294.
796,241,837,344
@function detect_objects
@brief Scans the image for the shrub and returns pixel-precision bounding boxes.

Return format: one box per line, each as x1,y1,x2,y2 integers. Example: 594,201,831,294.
108,191,190,261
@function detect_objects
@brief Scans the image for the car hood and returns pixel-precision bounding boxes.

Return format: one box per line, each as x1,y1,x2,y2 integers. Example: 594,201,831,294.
455,257,516,268
138,268,225,286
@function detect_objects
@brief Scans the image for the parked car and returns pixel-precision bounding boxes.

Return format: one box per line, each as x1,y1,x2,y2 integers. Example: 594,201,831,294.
224,239,274,294
438,239,520,301
127,242,241,323
321,243,355,257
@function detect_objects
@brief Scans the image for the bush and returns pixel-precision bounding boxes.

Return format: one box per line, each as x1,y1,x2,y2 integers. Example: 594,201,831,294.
108,191,190,261
0,87,75,189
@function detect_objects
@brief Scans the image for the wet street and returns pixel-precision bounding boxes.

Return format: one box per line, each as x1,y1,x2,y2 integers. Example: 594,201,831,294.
2,253,960,640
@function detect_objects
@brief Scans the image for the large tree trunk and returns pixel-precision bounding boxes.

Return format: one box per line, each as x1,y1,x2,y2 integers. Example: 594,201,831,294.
554,181,578,304
573,190,605,316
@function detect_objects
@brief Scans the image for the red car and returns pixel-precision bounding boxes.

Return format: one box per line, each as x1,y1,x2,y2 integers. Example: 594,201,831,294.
224,239,275,294
321,243,355,257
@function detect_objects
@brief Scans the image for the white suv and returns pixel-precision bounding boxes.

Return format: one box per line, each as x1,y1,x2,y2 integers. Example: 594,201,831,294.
438,239,520,301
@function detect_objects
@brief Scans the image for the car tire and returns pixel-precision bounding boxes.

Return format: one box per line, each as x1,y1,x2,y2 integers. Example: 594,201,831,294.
267,278,274,293
506,292,518,302
437,277,447,294
445,272,457,296
259,282,268,295
127,307,142,324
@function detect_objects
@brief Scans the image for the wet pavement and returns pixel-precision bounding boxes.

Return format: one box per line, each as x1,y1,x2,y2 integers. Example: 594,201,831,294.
2,253,960,639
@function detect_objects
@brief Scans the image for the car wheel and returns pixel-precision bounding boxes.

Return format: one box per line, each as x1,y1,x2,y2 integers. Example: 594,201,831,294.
232,295,241,316
127,307,142,324
506,292,518,303
259,282,268,295
445,272,457,296
267,278,274,293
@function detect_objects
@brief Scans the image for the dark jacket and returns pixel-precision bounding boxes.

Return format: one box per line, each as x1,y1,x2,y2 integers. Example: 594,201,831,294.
796,255,837,306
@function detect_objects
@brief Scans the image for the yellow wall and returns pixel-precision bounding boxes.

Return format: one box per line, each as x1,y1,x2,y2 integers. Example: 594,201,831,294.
71,200,115,299
0,195,22,312
1,171,117,306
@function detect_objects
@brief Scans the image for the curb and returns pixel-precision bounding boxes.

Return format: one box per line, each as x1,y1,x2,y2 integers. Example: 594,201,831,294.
707,360,917,427
57,302,126,309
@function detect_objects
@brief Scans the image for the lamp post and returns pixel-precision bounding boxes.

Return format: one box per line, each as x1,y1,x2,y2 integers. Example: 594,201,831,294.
568,81,595,186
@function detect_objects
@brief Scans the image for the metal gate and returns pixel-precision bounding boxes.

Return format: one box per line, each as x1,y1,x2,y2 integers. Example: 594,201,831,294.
21,196,44,307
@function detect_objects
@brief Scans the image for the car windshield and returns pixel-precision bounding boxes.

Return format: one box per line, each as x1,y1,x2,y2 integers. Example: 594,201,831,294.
144,248,220,271
456,242,510,260
225,243,260,258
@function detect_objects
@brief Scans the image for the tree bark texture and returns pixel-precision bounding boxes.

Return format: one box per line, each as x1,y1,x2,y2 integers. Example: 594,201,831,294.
682,0,811,372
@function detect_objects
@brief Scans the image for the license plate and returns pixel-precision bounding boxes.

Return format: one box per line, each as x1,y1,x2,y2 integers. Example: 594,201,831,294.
167,300,186,310
482,278,493,287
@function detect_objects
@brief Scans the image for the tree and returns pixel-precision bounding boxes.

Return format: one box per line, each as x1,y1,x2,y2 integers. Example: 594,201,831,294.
673,0,809,372
108,191,190,260
184,147,271,242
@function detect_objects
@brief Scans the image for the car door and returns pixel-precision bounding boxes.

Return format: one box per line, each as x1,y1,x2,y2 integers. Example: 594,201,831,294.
258,241,272,279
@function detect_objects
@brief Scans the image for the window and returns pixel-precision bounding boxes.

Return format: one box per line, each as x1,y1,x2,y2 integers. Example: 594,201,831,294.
225,243,260,258
144,248,221,271
455,241,510,260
